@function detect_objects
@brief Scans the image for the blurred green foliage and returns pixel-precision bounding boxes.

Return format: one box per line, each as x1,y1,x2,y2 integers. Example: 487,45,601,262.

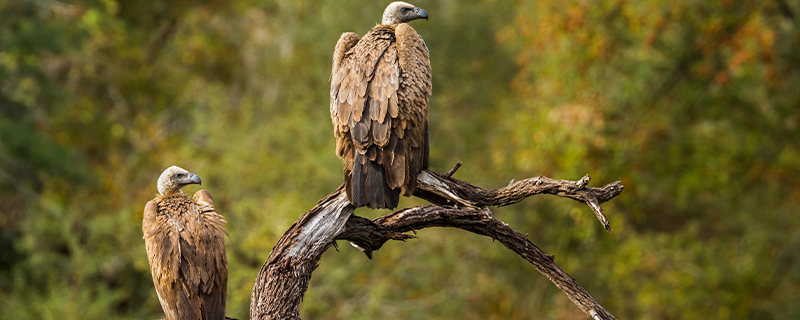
1,0,798,319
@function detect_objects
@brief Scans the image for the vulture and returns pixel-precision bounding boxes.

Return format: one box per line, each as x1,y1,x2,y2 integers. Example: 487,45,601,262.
143,166,229,320
330,1,432,209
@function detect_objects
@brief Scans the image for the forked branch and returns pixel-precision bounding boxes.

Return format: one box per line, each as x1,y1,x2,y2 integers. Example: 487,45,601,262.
250,166,623,320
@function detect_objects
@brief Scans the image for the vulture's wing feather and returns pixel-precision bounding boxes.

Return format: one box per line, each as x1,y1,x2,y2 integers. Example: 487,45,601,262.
331,33,361,204
332,27,397,203
395,23,431,195
143,199,180,320
332,32,360,77
192,189,228,320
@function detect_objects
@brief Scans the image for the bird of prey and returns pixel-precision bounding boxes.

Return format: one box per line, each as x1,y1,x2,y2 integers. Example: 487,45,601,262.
142,166,229,320
331,1,432,209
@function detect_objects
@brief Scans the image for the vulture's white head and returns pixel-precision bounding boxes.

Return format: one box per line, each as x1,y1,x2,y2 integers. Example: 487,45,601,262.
157,165,202,195
382,1,428,25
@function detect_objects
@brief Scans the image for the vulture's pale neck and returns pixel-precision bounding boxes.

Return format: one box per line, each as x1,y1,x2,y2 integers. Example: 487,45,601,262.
159,188,185,196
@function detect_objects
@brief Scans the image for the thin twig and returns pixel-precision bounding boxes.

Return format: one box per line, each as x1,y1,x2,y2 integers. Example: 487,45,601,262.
445,162,462,177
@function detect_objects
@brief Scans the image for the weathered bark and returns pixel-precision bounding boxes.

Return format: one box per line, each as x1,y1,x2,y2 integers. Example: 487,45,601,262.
250,167,623,320
412,170,619,232
250,188,353,320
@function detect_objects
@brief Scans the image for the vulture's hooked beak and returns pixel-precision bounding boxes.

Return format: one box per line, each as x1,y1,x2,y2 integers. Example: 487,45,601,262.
183,173,202,186
415,7,428,20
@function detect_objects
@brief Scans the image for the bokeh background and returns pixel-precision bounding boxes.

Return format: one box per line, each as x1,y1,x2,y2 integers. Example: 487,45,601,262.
2,0,799,319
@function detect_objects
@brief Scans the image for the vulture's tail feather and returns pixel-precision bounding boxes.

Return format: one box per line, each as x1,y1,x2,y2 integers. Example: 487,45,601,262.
352,152,399,209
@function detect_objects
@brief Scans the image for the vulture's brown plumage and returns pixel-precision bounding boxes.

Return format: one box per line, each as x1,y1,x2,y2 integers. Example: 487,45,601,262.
143,166,229,320
331,1,432,209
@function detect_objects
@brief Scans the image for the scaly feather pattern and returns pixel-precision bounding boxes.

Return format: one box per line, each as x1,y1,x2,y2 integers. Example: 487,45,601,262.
331,23,431,209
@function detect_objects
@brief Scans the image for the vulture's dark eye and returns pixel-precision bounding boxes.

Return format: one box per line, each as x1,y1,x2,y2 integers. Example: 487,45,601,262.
177,173,185,178
402,7,410,12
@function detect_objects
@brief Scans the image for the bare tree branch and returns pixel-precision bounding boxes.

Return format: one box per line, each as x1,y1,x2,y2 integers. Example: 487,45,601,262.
414,170,620,232
250,168,623,320
341,205,615,320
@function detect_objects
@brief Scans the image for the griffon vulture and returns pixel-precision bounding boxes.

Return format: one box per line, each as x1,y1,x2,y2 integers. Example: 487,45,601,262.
330,1,432,209
143,166,229,320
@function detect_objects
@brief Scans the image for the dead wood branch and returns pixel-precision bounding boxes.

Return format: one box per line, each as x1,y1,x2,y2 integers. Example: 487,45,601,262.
413,170,621,232
250,167,623,320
